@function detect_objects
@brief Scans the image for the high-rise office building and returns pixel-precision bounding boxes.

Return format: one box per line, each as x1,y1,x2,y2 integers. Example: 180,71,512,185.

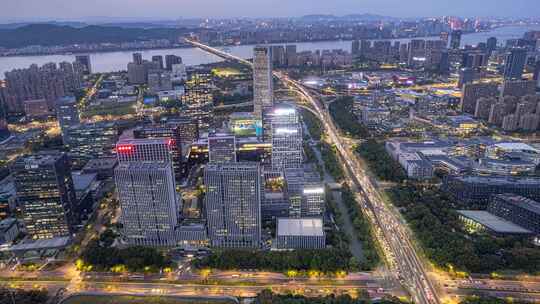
504,48,528,80
458,68,475,88
75,55,92,75
450,30,462,49
132,123,191,178
165,55,182,71
351,40,360,56
116,138,180,182
151,55,164,70
439,51,450,74
208,134,236,164
64,122,119,168
284,168,304,218
133,53,143,65
253,46,273,120
181,70,213,131
460,82,499,115
0,100,9,141
12,152,76,240
271,46,286,67
440,32,449,45
285,45,297,67
533,61,540,89
204,163,262,248
486,37,497,55
270,104,303,171
115,162,179,247
56,96,79,144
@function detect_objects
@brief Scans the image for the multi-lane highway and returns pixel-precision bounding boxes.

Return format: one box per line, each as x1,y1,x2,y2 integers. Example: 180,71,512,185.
184,39,440,304
3,279,385,299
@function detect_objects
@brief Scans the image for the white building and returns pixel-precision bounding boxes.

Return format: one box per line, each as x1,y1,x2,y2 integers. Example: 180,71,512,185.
485,142,540,165
115,162,179,247
398,152,434,179
276,218,325,250
270,104,303,171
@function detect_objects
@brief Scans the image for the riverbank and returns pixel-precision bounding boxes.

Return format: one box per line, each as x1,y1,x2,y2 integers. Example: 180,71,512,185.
1,24,539,77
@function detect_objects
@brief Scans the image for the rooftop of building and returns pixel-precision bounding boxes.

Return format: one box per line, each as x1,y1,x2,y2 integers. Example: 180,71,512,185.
0,218,17,232
5,236,71,253
57,96,77,104
450,175,540,185
492,142,540,153
493,194,540,215
277,218,324,237
117,138,172,145
15,152,64,166
72,172,97,192
478,157,535,166
116,162,172,171
457,210,532,234
82,157,118,171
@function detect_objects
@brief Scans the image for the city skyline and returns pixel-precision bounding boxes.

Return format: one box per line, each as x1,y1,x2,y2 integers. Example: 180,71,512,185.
1,2,540,303
1,0,540,22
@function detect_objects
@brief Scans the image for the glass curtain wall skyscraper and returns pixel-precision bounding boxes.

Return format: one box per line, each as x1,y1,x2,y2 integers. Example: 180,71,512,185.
270,104,303,171
204,163,262,248
253,46,274,121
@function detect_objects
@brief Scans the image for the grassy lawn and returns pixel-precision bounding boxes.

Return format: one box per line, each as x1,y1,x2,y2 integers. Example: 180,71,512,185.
81,102,136,118
212,67,242,77
63,295,236,304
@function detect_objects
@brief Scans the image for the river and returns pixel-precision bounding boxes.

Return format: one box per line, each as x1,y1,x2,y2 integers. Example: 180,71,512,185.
0,25,539,78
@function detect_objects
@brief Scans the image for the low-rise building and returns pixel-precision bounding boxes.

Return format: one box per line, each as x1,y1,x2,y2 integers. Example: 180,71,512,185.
276,218,325,250
398,152,434,179
488,194,540,234
442,175,540,205
457,210,533,236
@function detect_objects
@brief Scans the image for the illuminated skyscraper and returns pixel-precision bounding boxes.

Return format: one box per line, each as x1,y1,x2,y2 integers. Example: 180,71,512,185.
253,46,273,120
181,70,213,131
115,162,179,247
116,138,181,181
204,163,262,248
64,121,119,168
56,96,79,144
12,152,76,240
270,104,303,171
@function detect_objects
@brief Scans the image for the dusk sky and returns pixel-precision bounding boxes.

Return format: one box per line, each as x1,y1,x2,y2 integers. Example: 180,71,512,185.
1,0,539,22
